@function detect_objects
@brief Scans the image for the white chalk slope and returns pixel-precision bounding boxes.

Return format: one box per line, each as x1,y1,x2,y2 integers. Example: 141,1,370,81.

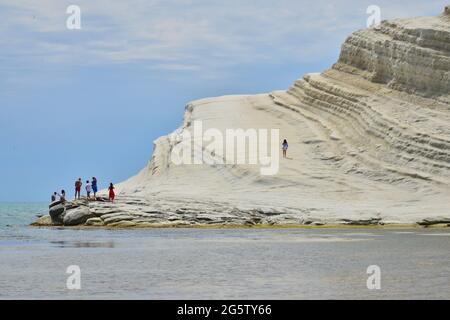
114,7,450,226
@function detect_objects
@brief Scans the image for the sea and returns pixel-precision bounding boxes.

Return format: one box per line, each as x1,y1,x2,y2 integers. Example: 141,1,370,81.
1,202,450,299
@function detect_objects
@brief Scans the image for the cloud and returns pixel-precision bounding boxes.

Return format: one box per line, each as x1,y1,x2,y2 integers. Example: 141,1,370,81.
0,0,448,81
149,63,201,71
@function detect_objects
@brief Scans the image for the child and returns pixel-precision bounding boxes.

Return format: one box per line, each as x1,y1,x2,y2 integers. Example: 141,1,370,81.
86,180,92,199
51,192,57,202
282,139,289,158
108,183,115,202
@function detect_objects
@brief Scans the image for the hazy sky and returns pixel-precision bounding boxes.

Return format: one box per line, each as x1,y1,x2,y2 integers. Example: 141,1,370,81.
0,0,447,202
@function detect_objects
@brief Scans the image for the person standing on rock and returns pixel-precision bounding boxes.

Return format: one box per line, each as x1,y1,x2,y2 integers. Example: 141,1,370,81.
59,190,66,203
108,183,115,202
85,180,92,199
51,192,57,202
75,178,82,199
92,177,98,199
282,139,289,158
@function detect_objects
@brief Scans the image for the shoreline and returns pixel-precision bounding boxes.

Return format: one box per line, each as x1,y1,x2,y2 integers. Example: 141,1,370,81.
30,220,450,230
33,197,450,230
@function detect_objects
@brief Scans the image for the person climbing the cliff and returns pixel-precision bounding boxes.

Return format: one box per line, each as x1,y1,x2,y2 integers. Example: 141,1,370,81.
75,178,82,199
86,180,92,199
92,177,98,199
51,192,57,202
282,139,289,158
108,183,115,202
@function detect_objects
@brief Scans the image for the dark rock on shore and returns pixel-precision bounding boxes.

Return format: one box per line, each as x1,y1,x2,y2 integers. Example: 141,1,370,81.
45,198,107,226
49,201,65,225
63,206,96,226
417,218,450,227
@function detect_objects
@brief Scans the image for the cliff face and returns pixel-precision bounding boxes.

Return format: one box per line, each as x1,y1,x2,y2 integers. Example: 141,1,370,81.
334,9,450,101
41,7,450,227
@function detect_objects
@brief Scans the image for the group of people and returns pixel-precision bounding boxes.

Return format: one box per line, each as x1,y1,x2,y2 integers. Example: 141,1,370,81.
51,177,116,203
49,141,289,204
74,177,99,199
51,190,65,203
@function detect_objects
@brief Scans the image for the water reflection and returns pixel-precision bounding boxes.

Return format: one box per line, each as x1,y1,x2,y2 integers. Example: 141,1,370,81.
49,240,115,248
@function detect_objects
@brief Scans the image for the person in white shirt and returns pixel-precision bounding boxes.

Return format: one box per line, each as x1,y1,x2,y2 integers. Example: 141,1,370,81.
58,190,66,203
85,180,92,199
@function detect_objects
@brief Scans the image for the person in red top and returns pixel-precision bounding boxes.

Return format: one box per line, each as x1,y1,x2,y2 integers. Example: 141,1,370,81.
108,183,115,202
75,178,82,199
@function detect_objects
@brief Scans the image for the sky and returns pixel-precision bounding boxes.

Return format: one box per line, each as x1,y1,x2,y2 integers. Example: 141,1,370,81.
0,0,447,202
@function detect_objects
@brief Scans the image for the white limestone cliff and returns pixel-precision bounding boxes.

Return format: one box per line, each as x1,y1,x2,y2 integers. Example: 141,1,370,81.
38,7,450,227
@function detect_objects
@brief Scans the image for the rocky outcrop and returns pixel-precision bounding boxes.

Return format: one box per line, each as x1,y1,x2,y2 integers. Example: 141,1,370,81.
34,196,330,227
31,215,52,226
33,7,450,228
44,199,106,227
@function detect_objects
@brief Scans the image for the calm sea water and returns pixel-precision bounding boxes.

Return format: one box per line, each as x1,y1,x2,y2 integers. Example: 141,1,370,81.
1,202,450,299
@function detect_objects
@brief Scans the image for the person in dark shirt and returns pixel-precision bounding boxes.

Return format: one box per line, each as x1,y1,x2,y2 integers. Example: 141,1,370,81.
282,139,289,158
92,177,98,199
